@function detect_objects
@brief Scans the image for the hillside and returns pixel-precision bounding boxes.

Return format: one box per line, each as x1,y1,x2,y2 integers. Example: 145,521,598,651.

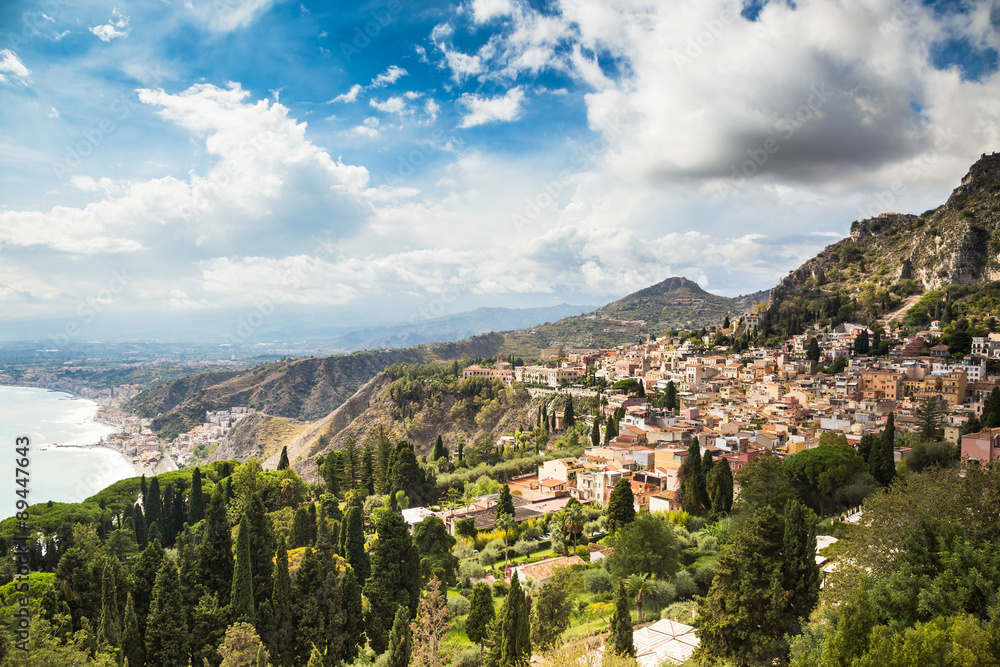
761,152,1000,338
128,333,505,439
500,277,742,356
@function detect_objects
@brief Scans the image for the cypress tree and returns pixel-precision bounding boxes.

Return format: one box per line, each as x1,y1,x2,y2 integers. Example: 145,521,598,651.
97,562,121,648
188,467,205,524
782,500,819,626
277,446,290,470
145,476,163,535
590,418,601,447
871,412,896,486
131,538,165,635
199,490,233,606
608,580,635,659
384,606,412,667
606,477,635,535
432,434,446,461
857,433,876,463
120,592,143,667
485,571,531,667
563,395,575,427
344,505,370,581
679,436,706,514
140,474,147,501
145,559,188,667
702,449,715,476
665,380,678,411
341,566,364,663
706,459,734,514
289,507,313,549
243,493,275,611
466,582,495,659
231,514,256,626
375,428,394,494
268,542,294,667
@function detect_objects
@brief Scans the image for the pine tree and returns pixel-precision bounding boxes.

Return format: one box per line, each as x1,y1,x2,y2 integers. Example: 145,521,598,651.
120,592,144,667
782,500,819,626
277,446,290,470
410,576,449,667
496,485,515,524
190,592,228,667
145,559,188,667
231,514,256,626
485,572,531,667
466,583,495,660
188,467,205,524
607,580,635,659
360,441,376,495
199,490,234,607
343,435,360,490
384,606,413,667
917,395,943,440
606,478,635,535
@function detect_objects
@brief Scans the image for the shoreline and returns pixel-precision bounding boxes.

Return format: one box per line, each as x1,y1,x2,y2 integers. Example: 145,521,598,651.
2,384,159,478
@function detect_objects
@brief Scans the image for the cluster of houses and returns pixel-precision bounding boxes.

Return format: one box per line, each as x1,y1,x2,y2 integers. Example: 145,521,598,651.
462,325,1000,513
170,407,256,464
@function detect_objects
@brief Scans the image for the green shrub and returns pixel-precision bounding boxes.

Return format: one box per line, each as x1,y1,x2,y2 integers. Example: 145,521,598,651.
583,567,613,594
447,593,471,618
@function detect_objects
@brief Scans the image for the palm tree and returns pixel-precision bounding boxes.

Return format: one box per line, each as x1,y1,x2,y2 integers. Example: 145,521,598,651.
564,504,585,554
496,512,517,576
625,573,651,621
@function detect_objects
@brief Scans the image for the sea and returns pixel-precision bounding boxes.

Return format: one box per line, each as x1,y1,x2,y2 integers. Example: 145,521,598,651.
0,386,137,520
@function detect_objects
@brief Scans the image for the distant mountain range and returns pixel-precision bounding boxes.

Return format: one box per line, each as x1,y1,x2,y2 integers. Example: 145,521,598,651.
327,304,597,351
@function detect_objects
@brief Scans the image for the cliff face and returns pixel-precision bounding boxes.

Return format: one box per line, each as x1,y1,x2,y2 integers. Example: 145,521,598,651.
772,152,1000,304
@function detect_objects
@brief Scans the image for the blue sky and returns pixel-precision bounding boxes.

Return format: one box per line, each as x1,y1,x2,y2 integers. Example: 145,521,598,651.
1,0,999,342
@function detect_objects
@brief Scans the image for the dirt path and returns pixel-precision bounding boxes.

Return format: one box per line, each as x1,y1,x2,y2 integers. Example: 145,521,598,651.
879,293,922,328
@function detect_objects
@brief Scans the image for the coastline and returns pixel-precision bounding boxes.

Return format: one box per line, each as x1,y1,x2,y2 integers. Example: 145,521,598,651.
2,384,161,479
